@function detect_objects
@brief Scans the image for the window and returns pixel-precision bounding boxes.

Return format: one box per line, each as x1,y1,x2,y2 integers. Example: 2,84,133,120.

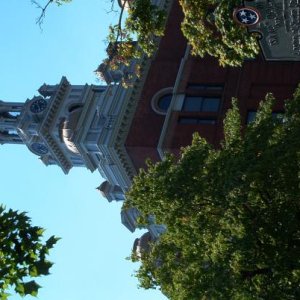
182,96,220,112
8,111,20,118
68,104,83,113
178,117,216,125
247,111,257,123
151,87,173,115
247,110,285,124
157,94,172,112
8,129,18,135
187,83,223,91
272,111,285,121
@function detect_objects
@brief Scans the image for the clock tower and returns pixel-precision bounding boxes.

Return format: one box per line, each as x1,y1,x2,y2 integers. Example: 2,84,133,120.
0,76,137,200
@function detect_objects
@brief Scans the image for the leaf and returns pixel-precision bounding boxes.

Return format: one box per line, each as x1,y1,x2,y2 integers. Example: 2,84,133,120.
46,236,60,249
0,293,10,300
34,260,53,276
29,266,38,277
36,227,45,236
0,207,57,298
15,283,25,297
23,281,41,297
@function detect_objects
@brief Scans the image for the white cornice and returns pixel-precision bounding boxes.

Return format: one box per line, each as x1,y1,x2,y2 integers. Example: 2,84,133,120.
157,45,191,159
42,132,72,173
40,77,70,132
39,77,73,173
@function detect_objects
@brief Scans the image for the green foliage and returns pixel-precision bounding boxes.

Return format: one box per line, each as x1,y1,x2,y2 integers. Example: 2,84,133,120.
125,86,300,299
100,0,261,85
125,0,166,57
0,206,59,299
180,0,260,66
100,0,166,85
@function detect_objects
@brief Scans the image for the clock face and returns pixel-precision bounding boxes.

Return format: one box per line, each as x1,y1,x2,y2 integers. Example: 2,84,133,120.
30,98,47,114
31,142,48,155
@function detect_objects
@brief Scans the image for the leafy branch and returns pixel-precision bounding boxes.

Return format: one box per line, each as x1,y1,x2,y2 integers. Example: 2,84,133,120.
0,206,59,299
125,85,300,299
179,0,260,66
96,0,166,87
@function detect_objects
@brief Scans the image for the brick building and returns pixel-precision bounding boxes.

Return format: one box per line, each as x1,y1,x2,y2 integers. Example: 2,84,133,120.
123,0,300,171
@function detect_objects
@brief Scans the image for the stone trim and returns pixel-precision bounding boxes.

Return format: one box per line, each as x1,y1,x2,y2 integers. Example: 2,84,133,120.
157,45,191,159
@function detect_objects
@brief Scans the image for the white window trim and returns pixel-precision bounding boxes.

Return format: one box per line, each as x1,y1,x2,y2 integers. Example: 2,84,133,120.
151,87,173,115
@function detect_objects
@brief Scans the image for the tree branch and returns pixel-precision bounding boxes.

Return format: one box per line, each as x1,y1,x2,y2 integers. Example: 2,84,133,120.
106,0,128,60
116,0,127,42
31,0,54,28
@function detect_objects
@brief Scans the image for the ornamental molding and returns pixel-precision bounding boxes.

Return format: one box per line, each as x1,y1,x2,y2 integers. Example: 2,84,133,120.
41,77,70,132
112,0,174,141
42,132,72,174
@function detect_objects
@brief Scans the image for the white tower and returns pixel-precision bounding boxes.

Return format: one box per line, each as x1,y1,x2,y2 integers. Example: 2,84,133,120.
1,76,162,236
0,76,136,195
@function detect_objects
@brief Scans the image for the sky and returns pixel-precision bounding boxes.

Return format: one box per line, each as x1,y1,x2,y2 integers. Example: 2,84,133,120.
0,1,167,299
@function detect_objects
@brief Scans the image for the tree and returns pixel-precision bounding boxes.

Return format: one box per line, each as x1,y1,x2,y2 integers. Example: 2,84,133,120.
124,86,300,299
179,0,260,67
101,0,260,77
95,0,166,87
32,0,259,69
107,0,166,59
32,0,259,80
0,206,59,299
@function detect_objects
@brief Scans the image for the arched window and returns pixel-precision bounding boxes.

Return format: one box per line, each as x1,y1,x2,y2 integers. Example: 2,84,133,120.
151,87,173,115
157,94,172,111
68,104,83,113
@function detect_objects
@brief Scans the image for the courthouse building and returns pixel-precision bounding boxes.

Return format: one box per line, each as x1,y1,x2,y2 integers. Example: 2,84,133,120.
1,0,300,236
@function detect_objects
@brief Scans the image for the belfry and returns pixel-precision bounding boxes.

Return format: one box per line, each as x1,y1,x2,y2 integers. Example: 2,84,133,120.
0,71,167,238
0,77,135,201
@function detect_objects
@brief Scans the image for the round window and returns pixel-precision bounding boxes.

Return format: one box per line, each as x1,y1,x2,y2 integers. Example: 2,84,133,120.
151,87,173,115
157,94,172,112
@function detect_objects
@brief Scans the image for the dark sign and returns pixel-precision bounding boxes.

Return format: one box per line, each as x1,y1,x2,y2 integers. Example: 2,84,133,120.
244,0,300,61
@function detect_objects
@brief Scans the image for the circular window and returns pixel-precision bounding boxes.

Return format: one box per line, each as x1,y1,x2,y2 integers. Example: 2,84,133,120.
157,94,172,112
151,87,173,115
31,142,48,155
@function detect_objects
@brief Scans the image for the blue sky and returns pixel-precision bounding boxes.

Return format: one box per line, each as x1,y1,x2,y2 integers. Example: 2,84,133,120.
0,1,166,299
